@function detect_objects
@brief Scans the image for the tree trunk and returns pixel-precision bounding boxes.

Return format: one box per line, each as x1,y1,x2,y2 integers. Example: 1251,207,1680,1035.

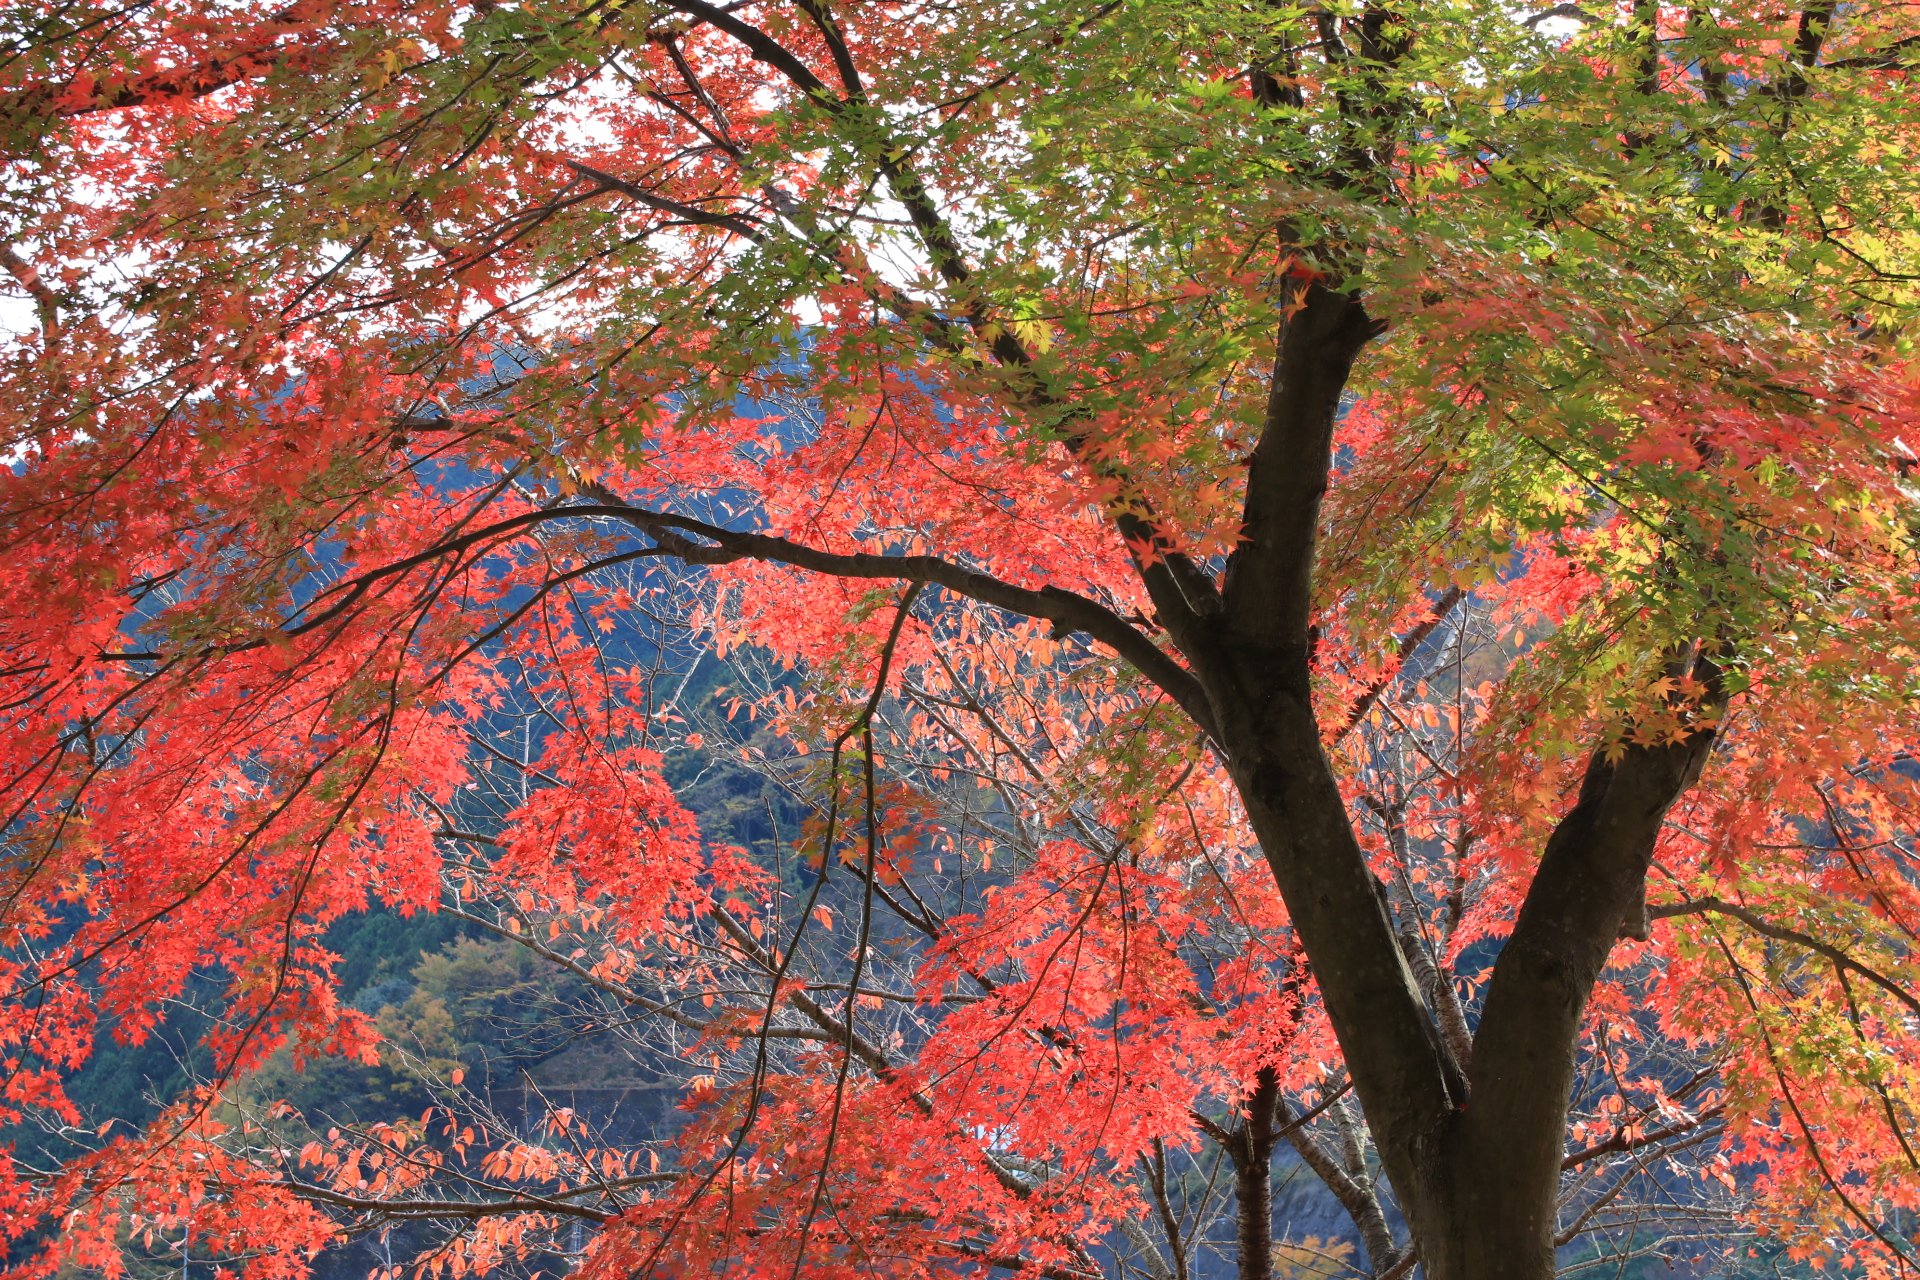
1217,708,1462,1250
1236,1068,1280,1280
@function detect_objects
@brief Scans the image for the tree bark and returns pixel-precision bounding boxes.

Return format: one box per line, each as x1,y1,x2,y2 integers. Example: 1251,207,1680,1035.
1235,1068,1280,1280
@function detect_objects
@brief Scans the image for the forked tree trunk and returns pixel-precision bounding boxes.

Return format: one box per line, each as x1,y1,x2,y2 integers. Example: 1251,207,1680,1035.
1218,721,1706,1280
1146,280,1718,1280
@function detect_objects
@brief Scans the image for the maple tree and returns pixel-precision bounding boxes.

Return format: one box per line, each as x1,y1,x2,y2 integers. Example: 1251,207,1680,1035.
3,0,1920,1275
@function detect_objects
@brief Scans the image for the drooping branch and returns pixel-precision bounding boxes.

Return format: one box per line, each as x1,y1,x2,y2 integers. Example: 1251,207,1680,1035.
646,0,1223,639
581,496,1218,738
1650,897,1920,1019
98,496,1216,741
0,4,325,122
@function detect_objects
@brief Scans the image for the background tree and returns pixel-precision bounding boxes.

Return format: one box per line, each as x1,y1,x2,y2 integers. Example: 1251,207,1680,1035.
2,0,1919,1277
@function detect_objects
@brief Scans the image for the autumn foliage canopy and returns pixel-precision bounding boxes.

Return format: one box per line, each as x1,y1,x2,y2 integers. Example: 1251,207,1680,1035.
2,0,1920,1275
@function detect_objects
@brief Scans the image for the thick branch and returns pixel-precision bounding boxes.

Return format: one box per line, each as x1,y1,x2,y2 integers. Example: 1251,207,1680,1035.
940,1241,1101,1280
1458,681,1720,1273
1559,1103,1727,1171
274,1178,620,1223
1221,282,1379,655
1234,1068,1279,1280
1280,1123,1395,1272
1822,34,1920,68
0,246,59,343
566,160,768,239
1201,279,1457,1242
